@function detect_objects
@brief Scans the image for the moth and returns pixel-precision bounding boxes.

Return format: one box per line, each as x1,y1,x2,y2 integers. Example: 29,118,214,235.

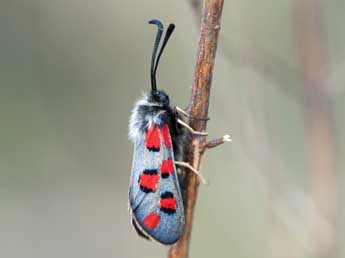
128,19,207,245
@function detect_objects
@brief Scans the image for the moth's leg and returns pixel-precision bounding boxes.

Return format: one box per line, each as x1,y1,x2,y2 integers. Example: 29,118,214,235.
175,161,207,185
175,106,210,121
177,119,208,136
175,106,209,135
175,106,189,117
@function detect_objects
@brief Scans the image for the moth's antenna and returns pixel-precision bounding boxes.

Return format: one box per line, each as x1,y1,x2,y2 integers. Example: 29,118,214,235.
153,24,175,82
148,19,163,92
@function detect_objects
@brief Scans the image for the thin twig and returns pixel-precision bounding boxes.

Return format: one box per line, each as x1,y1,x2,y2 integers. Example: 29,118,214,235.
187,0,304,100
168,1,224,258
202,134,231,151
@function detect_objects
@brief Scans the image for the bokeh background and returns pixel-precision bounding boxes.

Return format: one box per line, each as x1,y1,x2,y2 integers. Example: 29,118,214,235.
1,0,344,258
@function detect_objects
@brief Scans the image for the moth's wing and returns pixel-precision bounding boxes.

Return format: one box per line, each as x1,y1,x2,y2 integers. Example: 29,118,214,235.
129,123,184,245
129,139,159,218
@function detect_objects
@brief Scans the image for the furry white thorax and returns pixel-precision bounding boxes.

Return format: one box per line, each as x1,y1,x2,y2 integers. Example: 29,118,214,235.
128,93,166,142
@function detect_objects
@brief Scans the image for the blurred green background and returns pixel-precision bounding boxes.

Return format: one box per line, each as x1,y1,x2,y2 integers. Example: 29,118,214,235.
1,0,344,258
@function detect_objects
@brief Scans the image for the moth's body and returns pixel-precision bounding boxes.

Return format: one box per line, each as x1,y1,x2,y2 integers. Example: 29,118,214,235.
129,90,185,244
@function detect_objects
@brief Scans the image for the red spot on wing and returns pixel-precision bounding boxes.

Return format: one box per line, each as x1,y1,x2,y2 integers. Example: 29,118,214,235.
162,124,172,148
160,198,177,210
139,173,159,192
146,125,160,151
143,212,160,230
160,159,174,178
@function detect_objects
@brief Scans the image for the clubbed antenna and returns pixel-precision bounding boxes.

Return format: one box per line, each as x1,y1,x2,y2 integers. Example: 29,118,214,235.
148,19,163,92
148,20,175,92
153,24,175,80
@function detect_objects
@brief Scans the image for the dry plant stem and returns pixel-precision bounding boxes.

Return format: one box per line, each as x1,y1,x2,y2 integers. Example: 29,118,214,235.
188,0,303,100
168,0,224,258
202,135,231,151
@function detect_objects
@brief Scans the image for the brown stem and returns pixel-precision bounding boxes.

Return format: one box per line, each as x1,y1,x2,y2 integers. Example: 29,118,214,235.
202,135,231,152
168,0,224,258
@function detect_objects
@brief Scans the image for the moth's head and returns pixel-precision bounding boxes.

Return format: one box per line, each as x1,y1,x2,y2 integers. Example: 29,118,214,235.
150,89,170,107
148,20,175,101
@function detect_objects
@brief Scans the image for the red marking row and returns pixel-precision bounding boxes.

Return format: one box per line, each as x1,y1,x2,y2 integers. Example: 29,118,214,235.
160,159,174,177
139,158,175,193
143,212,160,230
160,198,177,210
139,173,159,192
145,125,160,150
145,124,172,150
161,124,172,148
142,197,177,230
